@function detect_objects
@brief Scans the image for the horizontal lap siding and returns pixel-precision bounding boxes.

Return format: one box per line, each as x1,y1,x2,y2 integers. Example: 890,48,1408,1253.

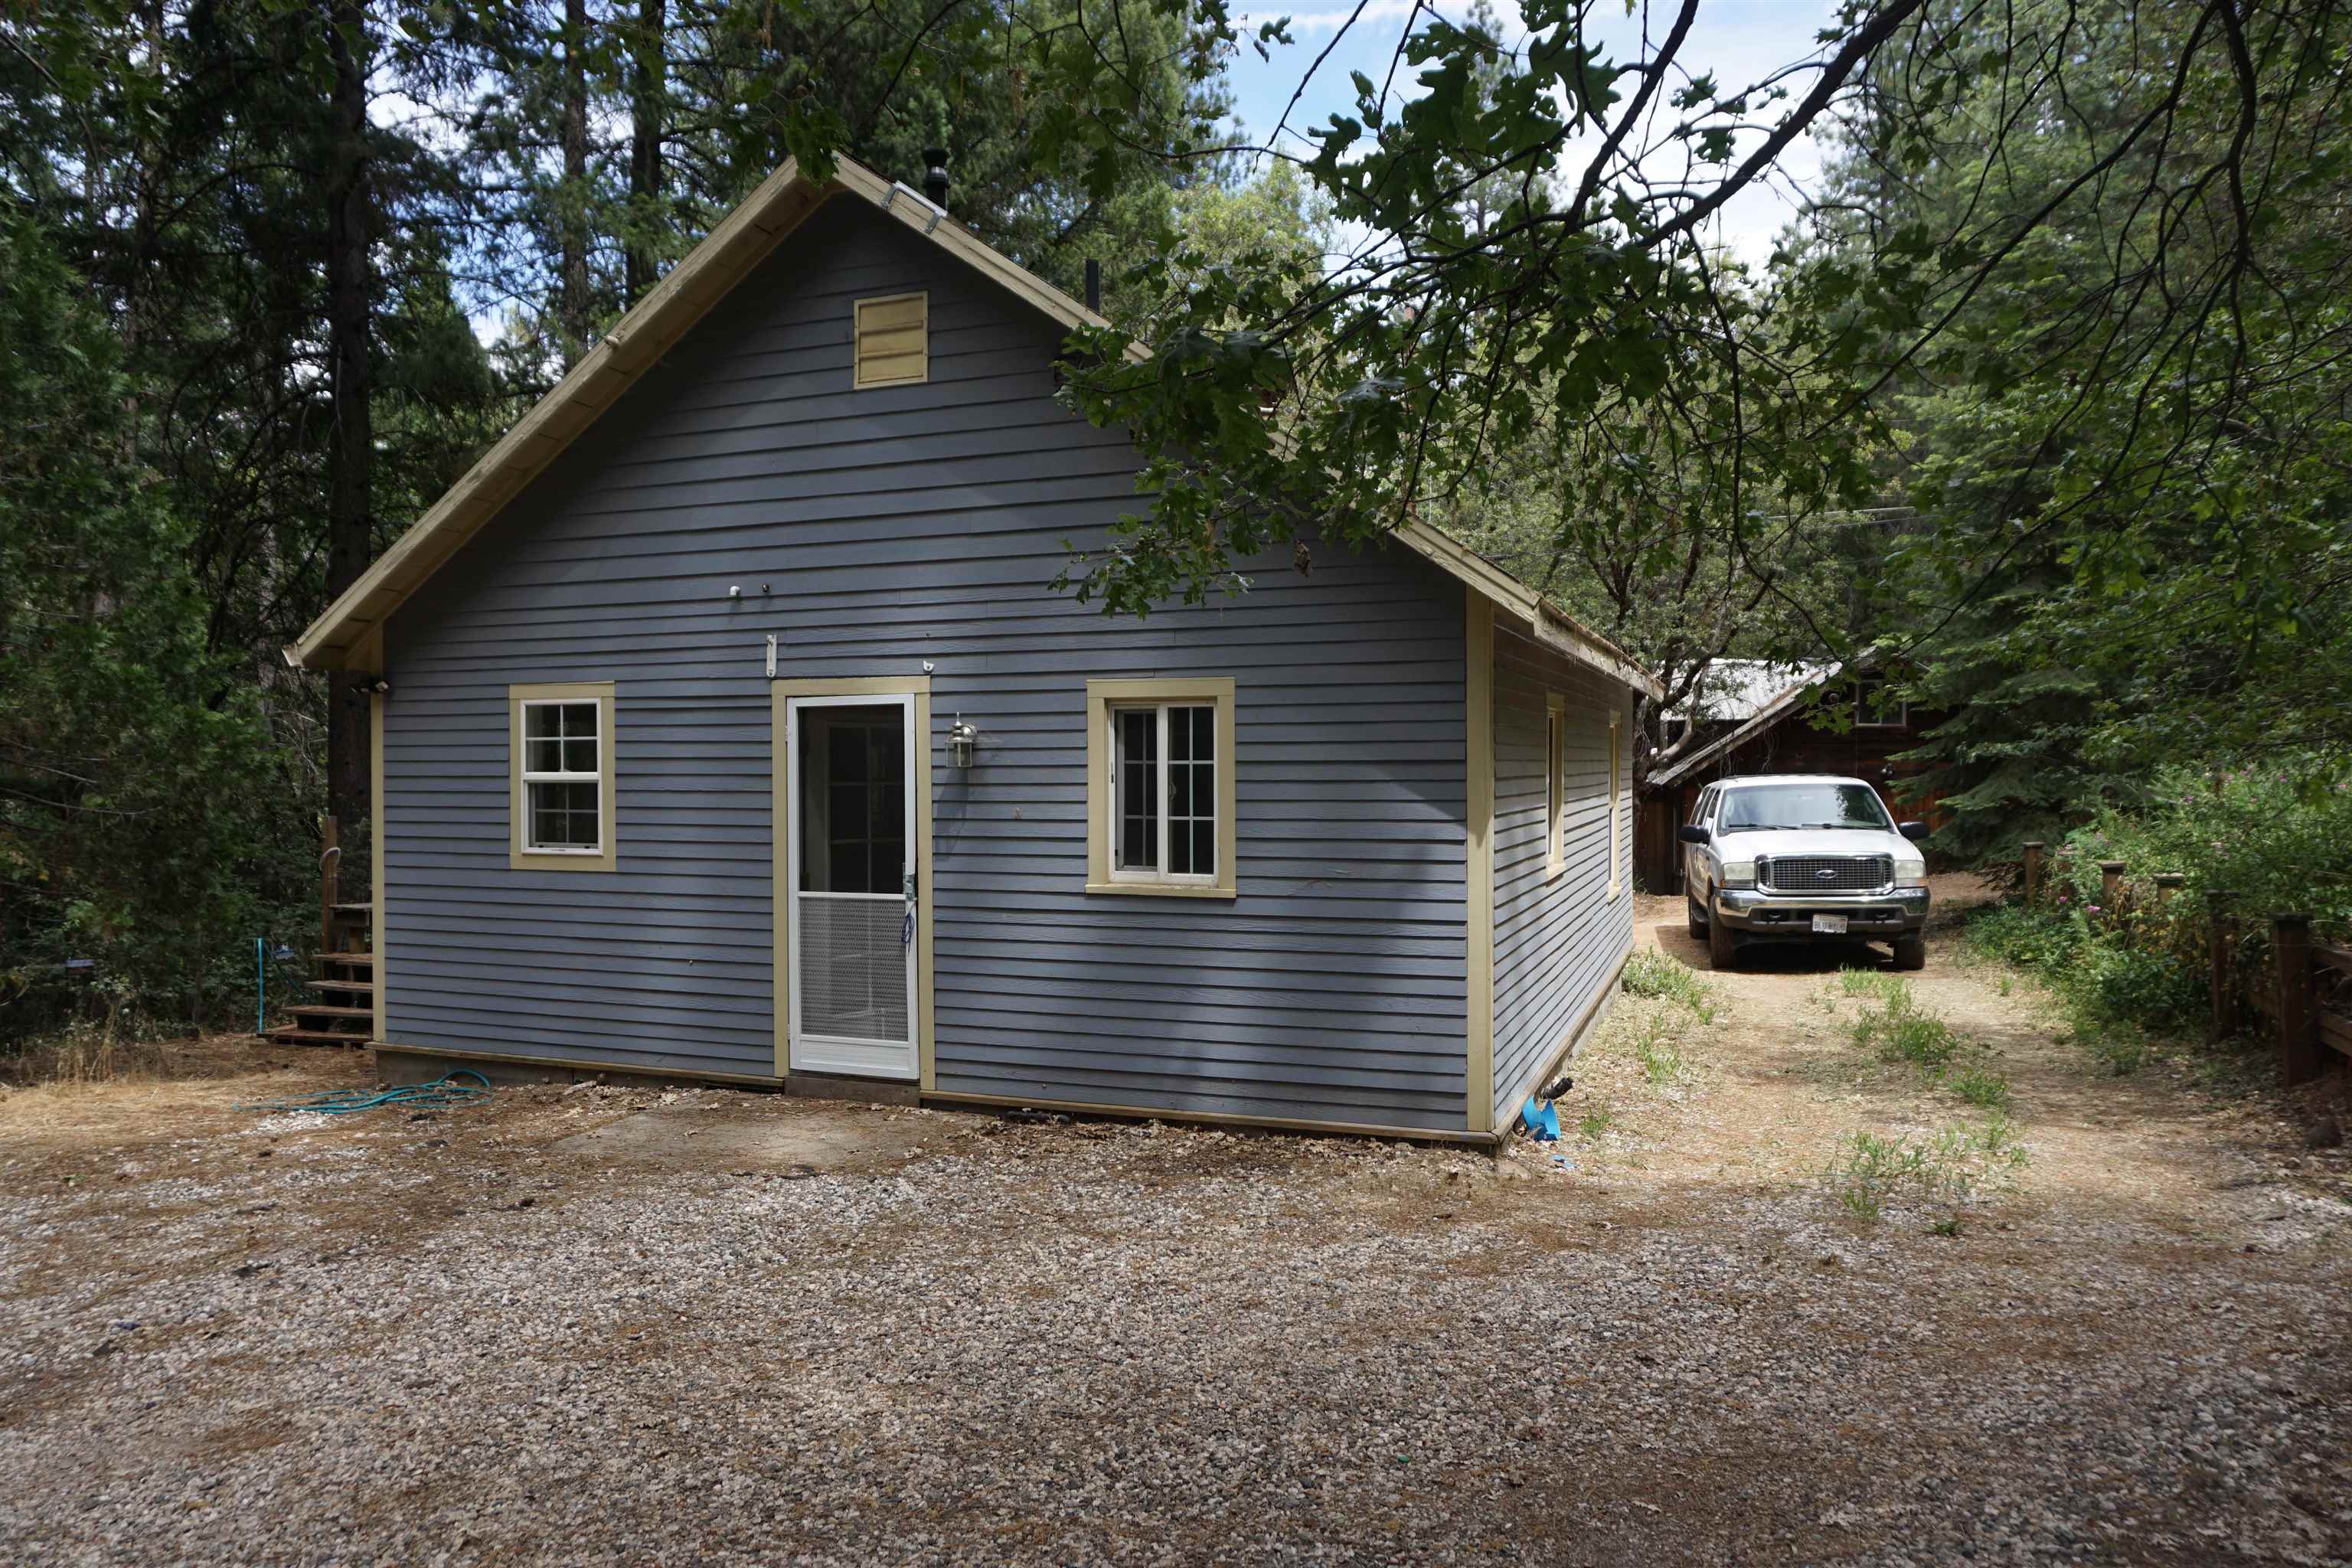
1488,624,1635,1123
383,195,1470,1129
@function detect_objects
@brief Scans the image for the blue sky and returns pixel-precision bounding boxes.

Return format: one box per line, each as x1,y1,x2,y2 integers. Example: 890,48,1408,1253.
1217,0,1845,263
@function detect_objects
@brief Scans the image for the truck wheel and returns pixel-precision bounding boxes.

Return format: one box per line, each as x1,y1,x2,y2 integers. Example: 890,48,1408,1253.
1687,895,1707,937
1708,912,1739,970
1893,934,1927,972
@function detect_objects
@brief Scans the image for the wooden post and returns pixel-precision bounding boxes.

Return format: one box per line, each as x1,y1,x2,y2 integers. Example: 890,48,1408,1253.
2275,913,2318,1086
2099,859,2126,917
318,814,341,958
2022,841,2044,906
2207,891,2238,1043
2152,872,2184,906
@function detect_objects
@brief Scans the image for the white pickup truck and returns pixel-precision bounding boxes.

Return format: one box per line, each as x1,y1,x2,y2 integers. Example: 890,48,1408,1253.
1679,774,1932,971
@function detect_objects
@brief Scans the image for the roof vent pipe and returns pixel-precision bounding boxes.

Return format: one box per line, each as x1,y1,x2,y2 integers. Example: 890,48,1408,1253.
1084,258,1102,315
923,149,949,210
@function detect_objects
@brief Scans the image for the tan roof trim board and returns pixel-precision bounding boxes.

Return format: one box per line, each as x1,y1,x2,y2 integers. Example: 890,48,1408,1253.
1396,521,1659,697
286,162,832,672
285,149,1661,702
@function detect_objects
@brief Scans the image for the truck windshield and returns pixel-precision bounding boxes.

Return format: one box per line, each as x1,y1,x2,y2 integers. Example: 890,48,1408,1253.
1719,782,1891,834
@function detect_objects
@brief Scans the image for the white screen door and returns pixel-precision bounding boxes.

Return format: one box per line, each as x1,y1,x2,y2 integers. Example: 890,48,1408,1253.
786,694,917,1080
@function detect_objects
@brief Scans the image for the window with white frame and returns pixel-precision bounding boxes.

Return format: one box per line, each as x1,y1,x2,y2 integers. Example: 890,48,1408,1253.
1085,678,1236,897
510,681,616,871
1545,695,1566,875
1607,710,1625,897
1854,675,1908,728
523,701,602,851
1113,702,1217,880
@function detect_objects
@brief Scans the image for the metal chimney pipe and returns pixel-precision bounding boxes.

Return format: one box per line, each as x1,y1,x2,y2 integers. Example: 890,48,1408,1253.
1084,258,1102,315
923,149,949,209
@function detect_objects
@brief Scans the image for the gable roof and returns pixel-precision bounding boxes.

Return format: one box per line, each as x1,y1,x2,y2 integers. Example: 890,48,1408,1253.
285,153,1657,697
1669,659,1834,724
1649,662,1848,789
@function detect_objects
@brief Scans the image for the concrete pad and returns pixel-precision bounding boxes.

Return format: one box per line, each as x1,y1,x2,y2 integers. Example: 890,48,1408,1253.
556,1101,929,1174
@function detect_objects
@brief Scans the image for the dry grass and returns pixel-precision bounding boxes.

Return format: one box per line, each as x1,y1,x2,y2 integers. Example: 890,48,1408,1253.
0,1033,365,1144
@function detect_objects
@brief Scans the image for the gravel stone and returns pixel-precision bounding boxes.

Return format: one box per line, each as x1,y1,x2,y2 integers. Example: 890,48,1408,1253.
2,891,2349,1563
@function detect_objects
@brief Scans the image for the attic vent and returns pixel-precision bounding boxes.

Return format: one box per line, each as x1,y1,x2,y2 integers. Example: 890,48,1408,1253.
853,292,928,388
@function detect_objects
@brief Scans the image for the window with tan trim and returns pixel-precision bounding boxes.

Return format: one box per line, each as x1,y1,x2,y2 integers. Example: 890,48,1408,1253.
1084,678,1236,897
1607,710,1625,898
510,681,616,871
853,292,928,387
1545,694,1566,875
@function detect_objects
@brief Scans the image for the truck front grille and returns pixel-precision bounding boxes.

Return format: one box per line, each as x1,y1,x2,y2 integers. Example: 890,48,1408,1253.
1761,854,1891,893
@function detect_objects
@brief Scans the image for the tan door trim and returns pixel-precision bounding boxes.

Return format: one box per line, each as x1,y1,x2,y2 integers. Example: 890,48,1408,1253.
772,677,934,1088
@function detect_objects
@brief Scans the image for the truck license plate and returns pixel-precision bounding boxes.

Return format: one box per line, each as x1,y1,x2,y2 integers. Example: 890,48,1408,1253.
1812,913,1849,934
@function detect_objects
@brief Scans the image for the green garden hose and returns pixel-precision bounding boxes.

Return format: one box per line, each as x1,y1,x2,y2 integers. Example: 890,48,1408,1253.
236,1069,493,1116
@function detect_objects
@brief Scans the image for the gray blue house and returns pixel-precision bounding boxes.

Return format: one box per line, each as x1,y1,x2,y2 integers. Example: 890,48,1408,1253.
286,155,1654,1144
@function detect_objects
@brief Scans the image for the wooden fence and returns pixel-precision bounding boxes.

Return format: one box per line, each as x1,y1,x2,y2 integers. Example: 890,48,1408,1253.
2020,842,2350,1086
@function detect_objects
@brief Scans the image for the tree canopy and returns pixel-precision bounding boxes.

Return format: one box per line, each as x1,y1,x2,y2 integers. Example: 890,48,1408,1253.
5,0,2347,1037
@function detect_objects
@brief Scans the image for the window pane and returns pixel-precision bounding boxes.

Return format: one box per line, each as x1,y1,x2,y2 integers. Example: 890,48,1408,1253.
803,709,903,893
1119,709,1157,767
1115,709,1158,871
525,704,561,740
563,702,596,740
1165,710,1214,875
562,737,596,773
526,737,562,775
528,779,599,848
1122,811,1156,871
871,825,906,892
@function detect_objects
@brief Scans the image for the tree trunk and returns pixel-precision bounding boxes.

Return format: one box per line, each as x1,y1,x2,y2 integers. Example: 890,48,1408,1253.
324,0,373,834
626,0,665,304
560,0,593,357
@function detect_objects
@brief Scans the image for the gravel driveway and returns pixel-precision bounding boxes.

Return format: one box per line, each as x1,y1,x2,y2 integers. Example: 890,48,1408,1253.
5,897,2350,1566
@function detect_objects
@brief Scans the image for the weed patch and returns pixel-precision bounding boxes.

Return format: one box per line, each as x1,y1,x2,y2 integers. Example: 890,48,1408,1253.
1952,1066,2013,1110
1622,950,1717,1022
1966,905,2174,1076
1837,969,1908,1005
1823,1118,2030,1222
1630,1017,1693,1087
1849,982,1962,1076
1576,1106,1614,1141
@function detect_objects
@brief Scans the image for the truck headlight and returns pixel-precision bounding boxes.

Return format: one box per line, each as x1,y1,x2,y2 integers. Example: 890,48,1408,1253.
1720,860,1756,888
1895,858,1927,888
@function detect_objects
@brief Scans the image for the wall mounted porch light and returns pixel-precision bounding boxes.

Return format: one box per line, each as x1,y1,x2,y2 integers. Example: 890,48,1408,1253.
948,717,978,769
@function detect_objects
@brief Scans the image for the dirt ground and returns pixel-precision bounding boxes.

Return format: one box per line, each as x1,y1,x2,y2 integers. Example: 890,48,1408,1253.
4,885,2350,1566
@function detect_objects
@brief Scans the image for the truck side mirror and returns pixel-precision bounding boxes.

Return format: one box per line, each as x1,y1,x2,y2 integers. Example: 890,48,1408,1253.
1677,824,1709,845
1898,821,1929,842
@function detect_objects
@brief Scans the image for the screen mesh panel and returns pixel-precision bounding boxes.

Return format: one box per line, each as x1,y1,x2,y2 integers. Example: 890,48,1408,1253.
797,894,909,1042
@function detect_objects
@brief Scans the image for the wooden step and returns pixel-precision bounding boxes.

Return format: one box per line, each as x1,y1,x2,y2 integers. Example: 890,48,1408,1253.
314,952,374,968
286,1003,373,1020
330,902,373,913
304,978,376,995
265,1027,372,1047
